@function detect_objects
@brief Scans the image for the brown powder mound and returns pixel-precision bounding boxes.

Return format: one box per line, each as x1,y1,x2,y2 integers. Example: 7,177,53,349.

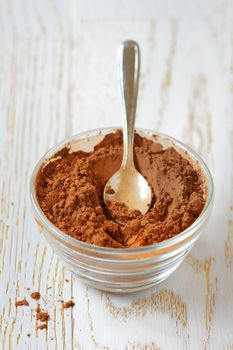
15,299,29,307
30,292,41,300
62,300,75,309
35,130,206,248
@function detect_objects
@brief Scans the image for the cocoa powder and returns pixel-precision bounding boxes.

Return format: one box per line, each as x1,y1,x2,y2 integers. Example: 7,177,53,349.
15,299,29,307
14,292,76,334
30,292,41,300
35,130,206,248
62,300,75,309
36,310,50,322
36,324,47,330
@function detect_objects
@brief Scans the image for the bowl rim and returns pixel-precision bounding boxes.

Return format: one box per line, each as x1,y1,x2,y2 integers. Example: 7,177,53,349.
30,127,214,255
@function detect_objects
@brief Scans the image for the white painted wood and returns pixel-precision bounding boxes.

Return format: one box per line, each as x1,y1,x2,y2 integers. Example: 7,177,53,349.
0,1,232,349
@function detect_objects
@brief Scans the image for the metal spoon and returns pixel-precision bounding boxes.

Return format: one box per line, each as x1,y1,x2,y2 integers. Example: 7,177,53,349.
103,40,152,224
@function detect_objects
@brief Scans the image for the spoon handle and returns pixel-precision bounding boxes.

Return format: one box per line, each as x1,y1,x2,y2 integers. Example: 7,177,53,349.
118,40,140,168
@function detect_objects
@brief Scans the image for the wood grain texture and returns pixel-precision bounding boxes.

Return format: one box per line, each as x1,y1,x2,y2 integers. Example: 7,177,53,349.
0,0,232,349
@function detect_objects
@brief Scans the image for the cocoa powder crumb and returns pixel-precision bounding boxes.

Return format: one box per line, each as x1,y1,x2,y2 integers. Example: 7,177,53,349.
35,306,41,313
37,324,47,330
35,130,206,248
105,186,115,194
15,299,29,307
30,292,41,300
62,300,75,309
36,311,49,322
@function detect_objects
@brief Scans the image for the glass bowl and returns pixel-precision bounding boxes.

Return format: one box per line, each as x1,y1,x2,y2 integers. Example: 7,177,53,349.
30,127,214,293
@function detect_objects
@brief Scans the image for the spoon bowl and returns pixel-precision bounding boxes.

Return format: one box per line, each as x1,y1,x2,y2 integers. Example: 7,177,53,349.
104,167,152,223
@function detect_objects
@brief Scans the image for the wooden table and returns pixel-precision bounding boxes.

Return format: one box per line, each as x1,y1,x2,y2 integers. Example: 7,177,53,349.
0,1,232,349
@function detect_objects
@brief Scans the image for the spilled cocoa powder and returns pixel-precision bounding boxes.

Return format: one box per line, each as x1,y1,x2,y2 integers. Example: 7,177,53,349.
14,292,77,335
62,300,75,309
36,309,50,322
37,324,47,330
35,130,206,248
15,299,29,307
30,292,41,300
